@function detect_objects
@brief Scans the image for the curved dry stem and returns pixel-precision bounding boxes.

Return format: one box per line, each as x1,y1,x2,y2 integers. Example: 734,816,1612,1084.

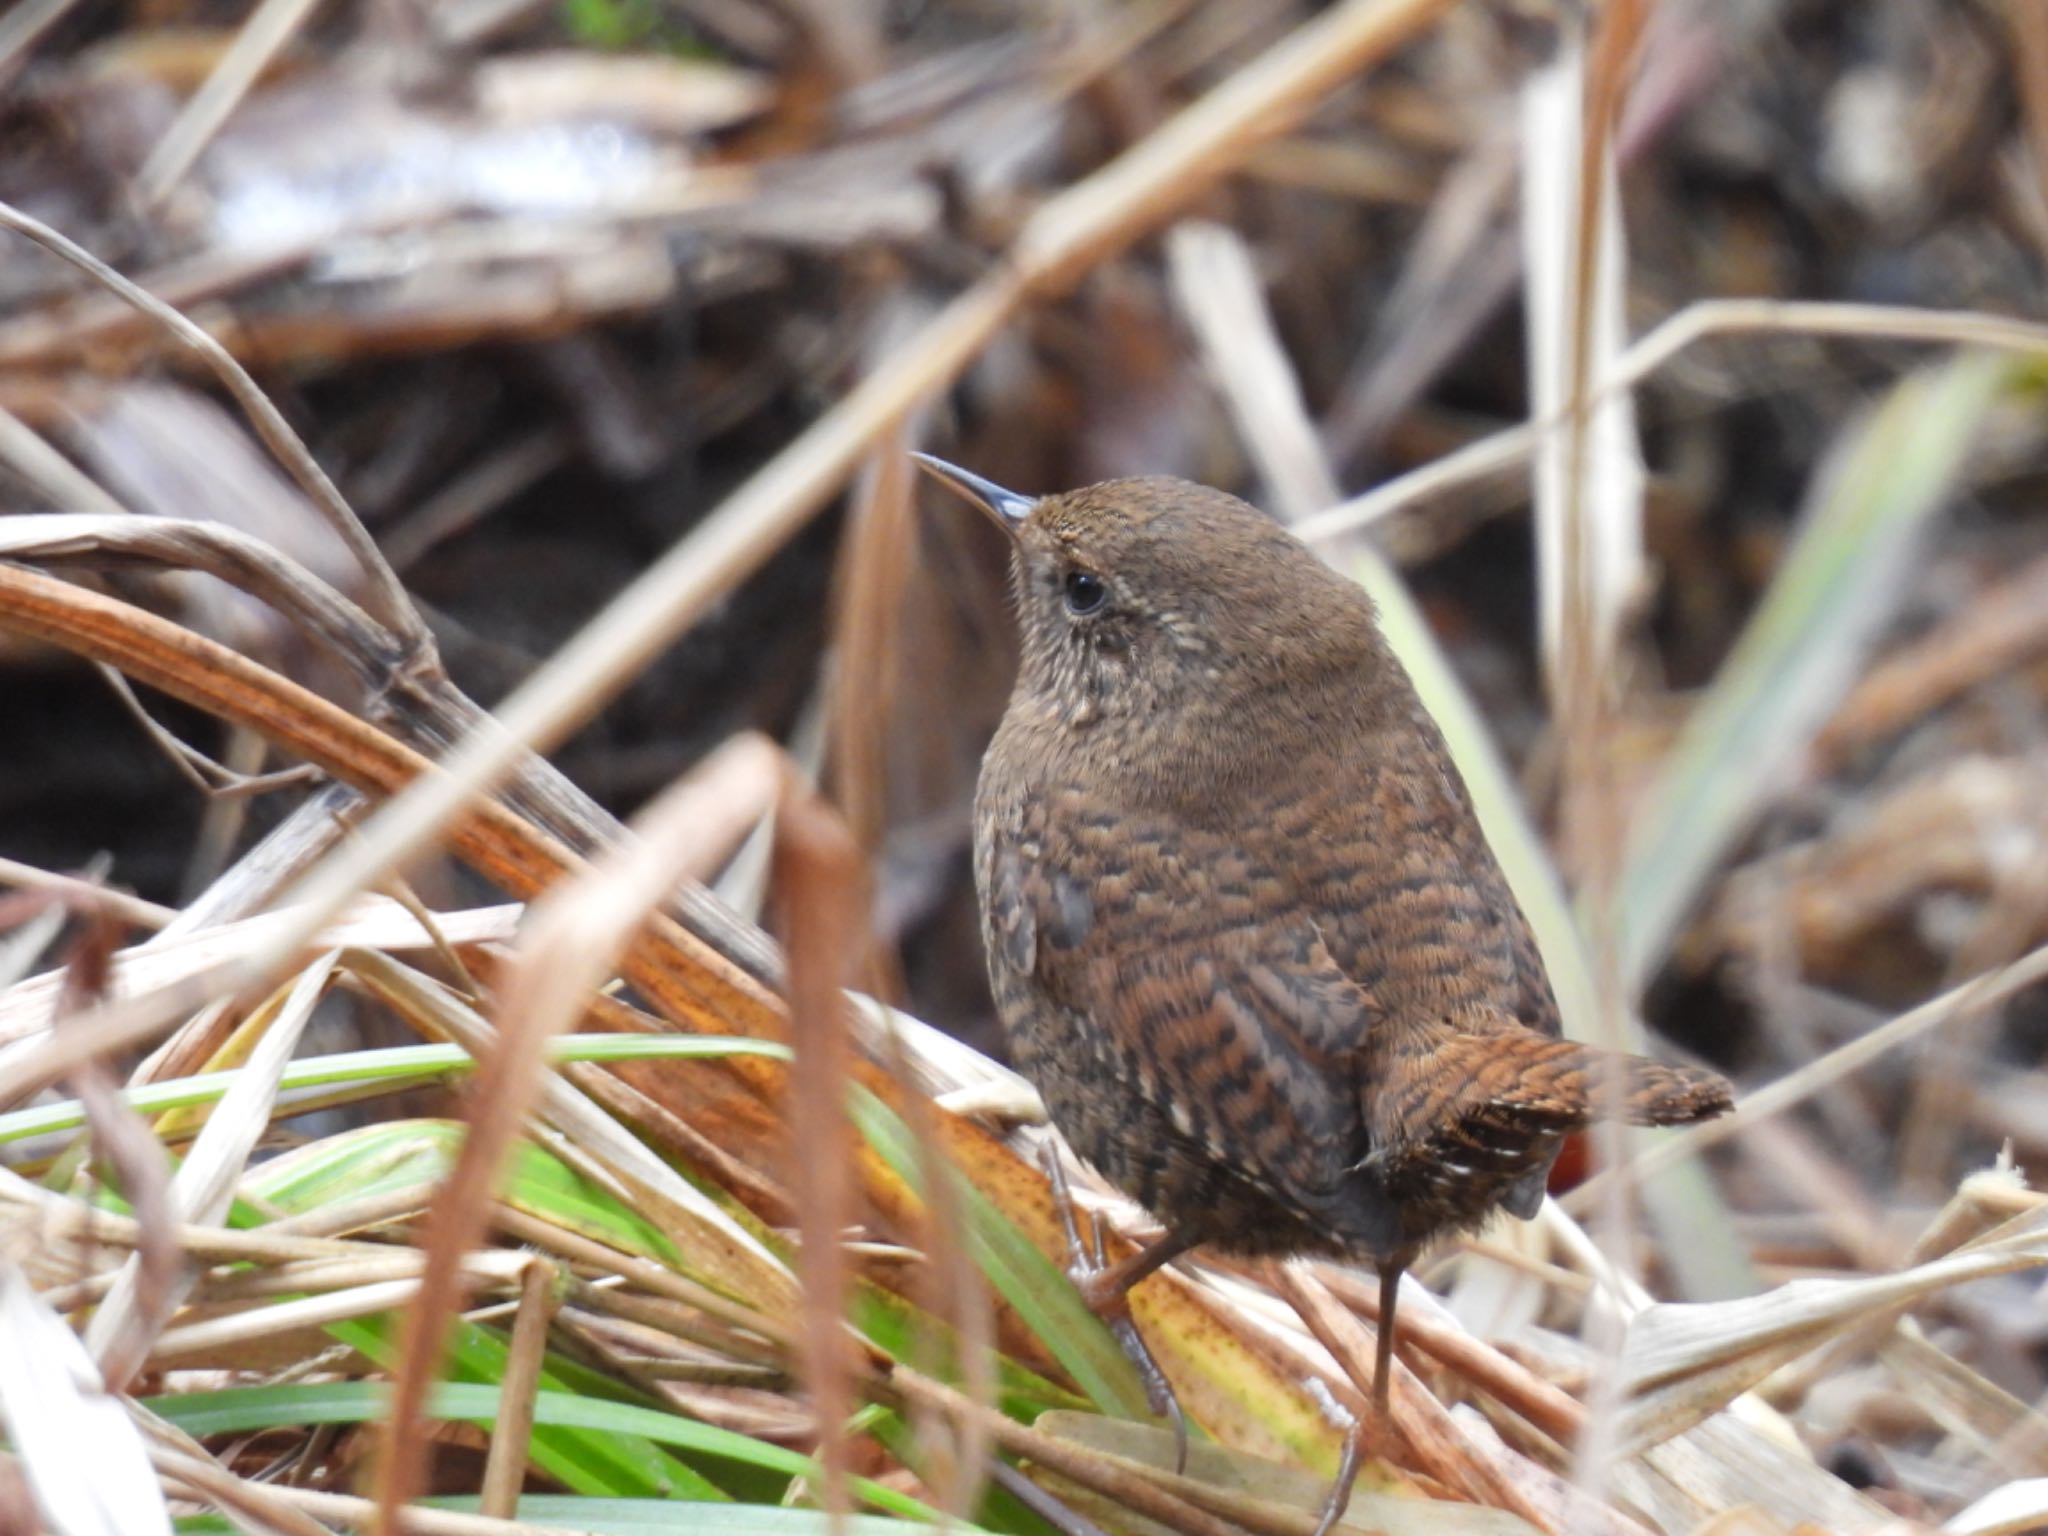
1301,296,2048,546
0,513,397,676
0,198,426,649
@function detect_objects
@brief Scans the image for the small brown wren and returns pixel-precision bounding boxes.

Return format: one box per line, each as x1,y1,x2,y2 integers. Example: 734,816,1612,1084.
915,458,1733,1470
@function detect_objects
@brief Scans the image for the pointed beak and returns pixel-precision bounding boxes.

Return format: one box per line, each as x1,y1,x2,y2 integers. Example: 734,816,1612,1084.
910,452,1035,539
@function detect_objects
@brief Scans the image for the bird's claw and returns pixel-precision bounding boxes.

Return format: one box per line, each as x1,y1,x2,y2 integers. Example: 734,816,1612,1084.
1107,1313,1189,1474
1037,1138,1191,1475
1303,1376,1363,1536
1038,1140,1093,1276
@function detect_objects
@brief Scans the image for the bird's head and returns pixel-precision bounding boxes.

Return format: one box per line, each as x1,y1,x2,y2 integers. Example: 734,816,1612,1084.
912,456,1386,735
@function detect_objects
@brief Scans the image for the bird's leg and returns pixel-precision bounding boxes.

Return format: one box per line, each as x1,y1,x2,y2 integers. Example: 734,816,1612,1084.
1307,1260,1406,1536
1040,1138,1091,1268
1373,1262,1403,1417
1036,1140,1195,1473
1070,1224,1205,1315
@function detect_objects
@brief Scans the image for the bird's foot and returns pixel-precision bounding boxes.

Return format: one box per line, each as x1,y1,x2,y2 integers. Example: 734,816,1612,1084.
1303,1376,1365,1536
1110,1314,1190,1472
1071,1264,1128,1317
1036,1139,1191,1475
1038,1139,1112,1300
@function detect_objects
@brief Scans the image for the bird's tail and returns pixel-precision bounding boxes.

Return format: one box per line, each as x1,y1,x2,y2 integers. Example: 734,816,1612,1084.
1368,1016,1733,1152
1475,1032,1733,1128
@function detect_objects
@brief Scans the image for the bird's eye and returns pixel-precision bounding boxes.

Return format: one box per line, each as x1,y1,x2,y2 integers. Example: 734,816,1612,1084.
1063,570,1107,615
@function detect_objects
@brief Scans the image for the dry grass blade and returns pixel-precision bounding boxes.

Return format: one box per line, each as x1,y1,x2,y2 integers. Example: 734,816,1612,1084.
0,859,174,932
826,437,918,862
85,953,340,1387
1612,1206,2048,1457
49,911,182,1396
0,561,735,1089
0,0,81,70
1949,1478,2048,1536
1317,119,1521,469
858,1004,1001,1513
0,404,128,516
0,901,517,1047
0,1266,171,1536
1615,297,2048,387
152,1254,530,1364
135,0,328,203
480,1257,559,1520
1875,1327,2048,1472
1520,34,1644,691
1166,219,1340,516
774,774,873,1527
1629,1414,1889,1535
0,873,101,1002
1012,0,1455,291
819,438,1000,1488
146,783,359,959
1310,1265,1584,1446
1300,298,2048,547
135,1415,335,1536
0,513,394,674
0,1171,395,1270
885,1363,1245,1536
1535,1,1652,1505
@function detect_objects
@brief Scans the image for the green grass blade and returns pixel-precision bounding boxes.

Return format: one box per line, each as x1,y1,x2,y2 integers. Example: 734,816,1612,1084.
341,1316,736,1500
179,1502,955,1535
848,1087,1151,1420
147,1381,956,1522
0,1035,790,1147
421,1500,971,1536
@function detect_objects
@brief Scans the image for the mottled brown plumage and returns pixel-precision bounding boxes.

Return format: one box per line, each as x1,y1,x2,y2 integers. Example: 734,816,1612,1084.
916,459,1733,1449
